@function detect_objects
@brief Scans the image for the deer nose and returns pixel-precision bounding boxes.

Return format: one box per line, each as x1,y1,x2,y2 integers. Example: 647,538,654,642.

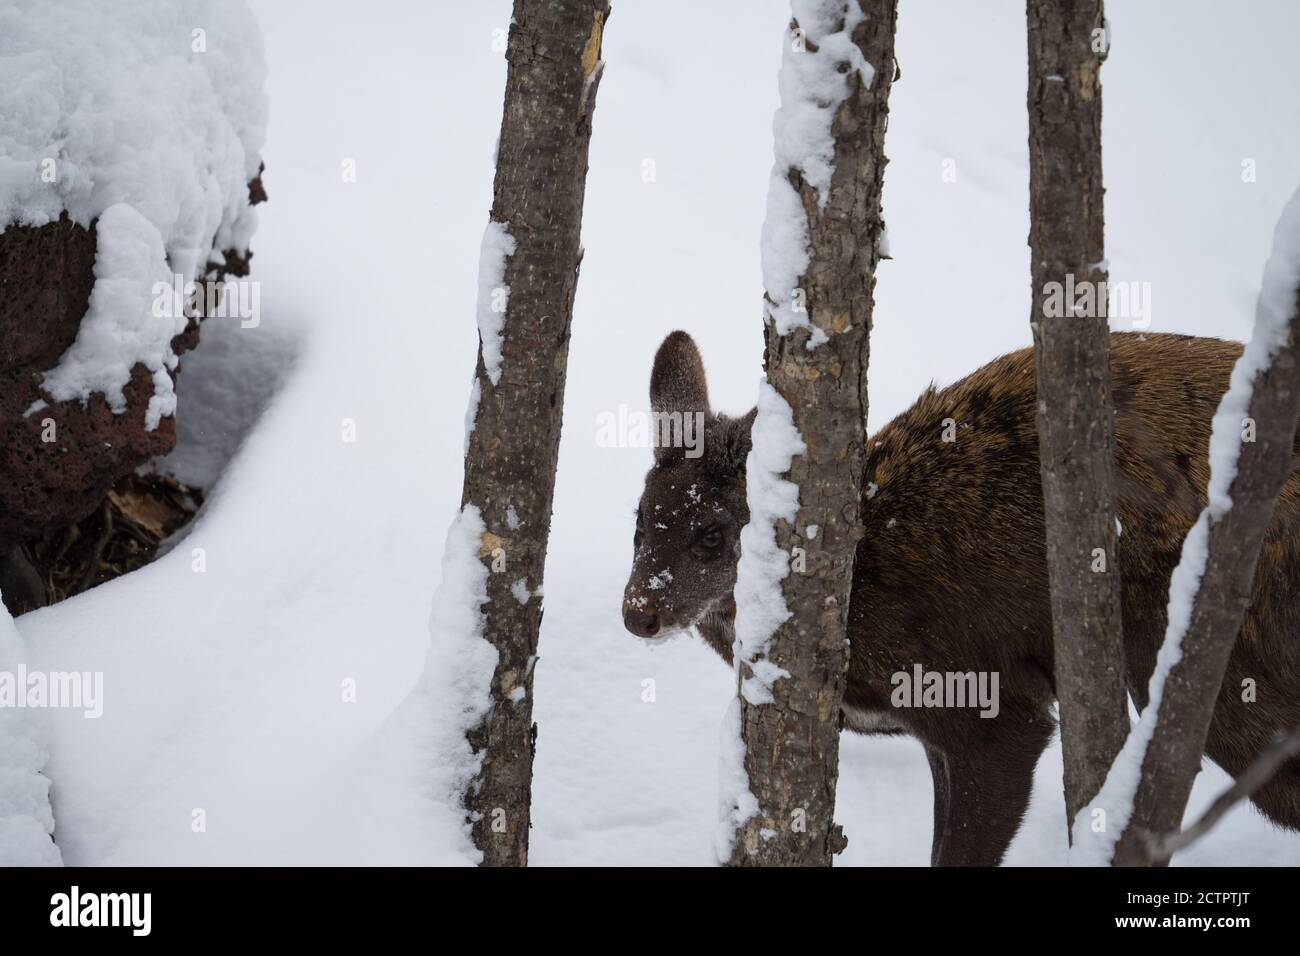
624,606,660,638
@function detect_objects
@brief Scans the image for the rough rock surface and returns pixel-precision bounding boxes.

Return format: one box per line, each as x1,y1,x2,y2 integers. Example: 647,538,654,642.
0,174,264,556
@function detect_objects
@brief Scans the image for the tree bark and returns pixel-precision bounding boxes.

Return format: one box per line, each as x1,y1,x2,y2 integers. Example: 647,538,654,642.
1113,285,1300,866
730,0,896,866
1026,0,1129,831
461,0,609,867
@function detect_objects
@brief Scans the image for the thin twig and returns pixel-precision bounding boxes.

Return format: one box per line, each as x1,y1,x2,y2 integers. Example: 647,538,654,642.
1142,725,1300,862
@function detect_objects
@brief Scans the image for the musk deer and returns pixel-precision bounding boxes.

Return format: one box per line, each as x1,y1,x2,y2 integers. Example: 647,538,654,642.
622,330,1300,866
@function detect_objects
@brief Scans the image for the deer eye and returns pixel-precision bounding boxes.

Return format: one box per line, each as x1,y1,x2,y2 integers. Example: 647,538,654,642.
699,527,723,549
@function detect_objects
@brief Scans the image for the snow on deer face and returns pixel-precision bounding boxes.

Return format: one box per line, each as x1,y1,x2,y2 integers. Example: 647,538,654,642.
622,332,754,640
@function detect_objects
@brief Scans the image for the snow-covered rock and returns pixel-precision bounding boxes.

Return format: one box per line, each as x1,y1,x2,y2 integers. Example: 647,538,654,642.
0,0,268,552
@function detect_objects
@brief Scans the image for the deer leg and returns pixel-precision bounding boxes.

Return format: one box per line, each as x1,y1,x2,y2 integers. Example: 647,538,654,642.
928,716,1054,867
924,744,950,867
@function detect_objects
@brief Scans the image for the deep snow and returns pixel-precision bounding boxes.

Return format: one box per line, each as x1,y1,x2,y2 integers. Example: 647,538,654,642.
0,600,61,866
10,0,1300,865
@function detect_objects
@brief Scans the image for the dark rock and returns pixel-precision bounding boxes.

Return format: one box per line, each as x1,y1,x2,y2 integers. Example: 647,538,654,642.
248,163,268,205
0,545,46,615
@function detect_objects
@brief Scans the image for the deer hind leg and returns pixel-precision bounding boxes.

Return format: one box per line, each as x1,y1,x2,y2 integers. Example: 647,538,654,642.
924,744,950,866
1203,653,1300,832
925,713,1055,867
1206,712,1300,832
1249,758,1300,829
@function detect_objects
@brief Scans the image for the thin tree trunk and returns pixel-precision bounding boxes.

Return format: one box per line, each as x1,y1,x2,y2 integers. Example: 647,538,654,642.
728,0,896,867
1112,280,1300,866
1026,0,1129,831
461,0,609,867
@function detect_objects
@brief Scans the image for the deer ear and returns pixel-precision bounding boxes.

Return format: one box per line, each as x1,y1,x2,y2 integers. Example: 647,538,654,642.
713,408,756,478
650,331,711,418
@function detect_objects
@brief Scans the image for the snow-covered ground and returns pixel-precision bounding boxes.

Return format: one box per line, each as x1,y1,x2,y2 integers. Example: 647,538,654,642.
11,0,1300,865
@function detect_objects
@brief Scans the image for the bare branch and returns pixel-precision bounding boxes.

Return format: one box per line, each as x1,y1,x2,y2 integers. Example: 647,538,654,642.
1141,725,1300,860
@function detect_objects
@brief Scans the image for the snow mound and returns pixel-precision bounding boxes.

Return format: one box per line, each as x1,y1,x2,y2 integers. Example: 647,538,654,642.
0,596,62,866
0,0,268,427
366,505,499,864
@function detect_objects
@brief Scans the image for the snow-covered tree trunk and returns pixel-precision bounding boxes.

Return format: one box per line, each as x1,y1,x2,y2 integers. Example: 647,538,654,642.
1073,186,1300,866
1026,0,1128,830
722,0,895,867
458,0,609,867
1066,187,1300,868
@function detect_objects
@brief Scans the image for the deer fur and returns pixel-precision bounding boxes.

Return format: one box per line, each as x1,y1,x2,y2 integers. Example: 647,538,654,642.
623,330,1300,866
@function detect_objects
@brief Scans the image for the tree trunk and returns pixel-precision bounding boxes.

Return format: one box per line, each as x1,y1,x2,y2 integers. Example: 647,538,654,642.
1026,0,1129,830
1113,281,1300,866
461,0,609,867
728,0,896,867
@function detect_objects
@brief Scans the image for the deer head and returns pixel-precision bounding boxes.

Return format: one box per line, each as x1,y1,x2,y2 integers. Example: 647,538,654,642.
621,331,755,660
